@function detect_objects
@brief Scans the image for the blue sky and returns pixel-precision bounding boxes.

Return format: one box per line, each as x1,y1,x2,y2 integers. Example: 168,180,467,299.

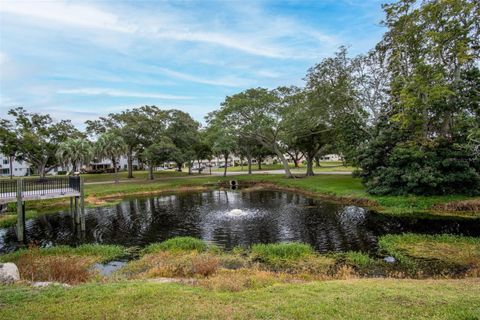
0,0,386,127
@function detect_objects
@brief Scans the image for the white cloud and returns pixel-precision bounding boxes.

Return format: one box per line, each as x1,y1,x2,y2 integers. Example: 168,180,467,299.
154,67,252,87
57,88,192,100
0,0,134,33
0,0,338,59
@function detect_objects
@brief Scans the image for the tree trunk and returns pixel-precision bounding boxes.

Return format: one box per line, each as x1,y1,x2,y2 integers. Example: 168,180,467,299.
177,163,182,172
306,155,315,177
127,148,134,179
223,152,229,177
293,152,302,168
257,158,262,170
113,158,119,183
315,157,321,167
247,156,252,174
188,162,192,175
38,163,46,179
274,147,293,178
148,163,154,180
198,160,201,174
9,155,13,179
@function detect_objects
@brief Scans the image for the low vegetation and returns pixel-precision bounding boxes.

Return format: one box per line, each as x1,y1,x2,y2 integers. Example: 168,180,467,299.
1,236,479,318
109,236,480,283
143,236,209,253
0,244,126,285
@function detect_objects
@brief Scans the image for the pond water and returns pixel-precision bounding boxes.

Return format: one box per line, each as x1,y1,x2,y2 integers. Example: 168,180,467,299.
0,189,479,254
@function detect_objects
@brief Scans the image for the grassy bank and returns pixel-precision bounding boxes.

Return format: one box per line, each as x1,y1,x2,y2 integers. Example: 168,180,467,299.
1,236,479,320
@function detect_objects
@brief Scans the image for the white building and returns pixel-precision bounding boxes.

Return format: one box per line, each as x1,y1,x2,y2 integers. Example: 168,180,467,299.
0,154,30,177
320,154,343,161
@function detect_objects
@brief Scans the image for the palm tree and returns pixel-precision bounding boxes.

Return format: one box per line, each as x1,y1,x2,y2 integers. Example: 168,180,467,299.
95,133,126,183
56,138,92,173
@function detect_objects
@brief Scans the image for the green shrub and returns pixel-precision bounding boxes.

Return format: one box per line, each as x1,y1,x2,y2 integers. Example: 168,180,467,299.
143,237,208,254
358,119,480,196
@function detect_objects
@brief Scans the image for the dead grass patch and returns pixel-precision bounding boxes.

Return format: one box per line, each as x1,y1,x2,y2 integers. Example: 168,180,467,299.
196,268,279,291
432,199,480,214
16,251,96,285
123,251,219,279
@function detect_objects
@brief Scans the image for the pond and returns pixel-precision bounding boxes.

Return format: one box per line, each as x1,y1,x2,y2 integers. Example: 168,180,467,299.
0,189,479,254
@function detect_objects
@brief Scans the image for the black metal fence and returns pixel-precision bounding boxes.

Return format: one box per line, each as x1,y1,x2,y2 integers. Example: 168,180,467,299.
0,176,81,197
0,179,17,195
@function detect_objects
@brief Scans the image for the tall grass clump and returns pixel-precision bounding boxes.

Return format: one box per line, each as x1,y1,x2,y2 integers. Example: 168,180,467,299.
342,251,375,268
251,243,314,262
143,237,208,254
16,248,94,285
250,242,334,273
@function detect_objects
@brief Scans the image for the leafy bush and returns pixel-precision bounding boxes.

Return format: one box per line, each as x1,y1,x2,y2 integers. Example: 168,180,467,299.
143,237,208,254
359,120,480,195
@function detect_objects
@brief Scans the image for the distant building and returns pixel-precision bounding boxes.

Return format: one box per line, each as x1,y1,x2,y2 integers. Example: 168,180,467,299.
83,156,141,173
0,154,30,177
320,154,342,161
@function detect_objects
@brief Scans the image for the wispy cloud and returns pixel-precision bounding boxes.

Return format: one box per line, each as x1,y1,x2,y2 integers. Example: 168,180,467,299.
0,1,134,33
57,88,192,100
0,0,385,124
154,67,252,87
0,0,337,59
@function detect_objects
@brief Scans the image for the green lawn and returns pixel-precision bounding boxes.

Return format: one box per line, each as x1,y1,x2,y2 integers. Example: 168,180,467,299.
212,161,355,172
0,170,190,183
81,170,189,183
1,278,479,319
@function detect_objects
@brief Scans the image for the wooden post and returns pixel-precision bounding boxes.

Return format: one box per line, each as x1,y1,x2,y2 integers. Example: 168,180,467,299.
16,179,24,242
70,197,73,217
80,178,85,231
74,196,80,224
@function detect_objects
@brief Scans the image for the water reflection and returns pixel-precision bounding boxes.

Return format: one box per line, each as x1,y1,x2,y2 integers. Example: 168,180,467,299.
1,190,479,253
